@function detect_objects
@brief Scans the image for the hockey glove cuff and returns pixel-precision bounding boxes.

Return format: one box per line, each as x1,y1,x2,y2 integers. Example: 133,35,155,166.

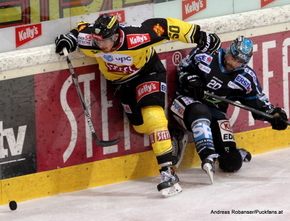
181,74,205,100
55,33,77,55
267,107,288,130
198,32,221,54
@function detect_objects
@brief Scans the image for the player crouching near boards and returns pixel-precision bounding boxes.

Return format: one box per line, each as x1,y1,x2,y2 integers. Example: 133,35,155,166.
54,14,221,197
170,36,288,183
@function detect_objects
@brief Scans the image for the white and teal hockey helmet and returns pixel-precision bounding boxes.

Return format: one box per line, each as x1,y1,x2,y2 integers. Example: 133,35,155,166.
228,36,253,64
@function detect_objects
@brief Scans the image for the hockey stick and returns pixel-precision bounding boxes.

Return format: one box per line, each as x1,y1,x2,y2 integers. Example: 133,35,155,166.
63,48,122,146
204,91,290,125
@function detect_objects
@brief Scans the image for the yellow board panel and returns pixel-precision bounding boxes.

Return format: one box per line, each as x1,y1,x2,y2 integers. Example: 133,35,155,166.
0,150,160,205
0,7,21,23
235,126,290,154
1,126,289,206
30,0,40,23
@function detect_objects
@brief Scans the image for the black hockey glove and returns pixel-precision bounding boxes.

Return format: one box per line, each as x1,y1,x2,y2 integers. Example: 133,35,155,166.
198,32,221,54
181,74,205,100
55,33,77,55
267,107,288,130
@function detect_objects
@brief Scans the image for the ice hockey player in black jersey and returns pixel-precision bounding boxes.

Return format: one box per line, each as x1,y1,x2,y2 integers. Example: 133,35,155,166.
55,13,221,197
170,36,288,183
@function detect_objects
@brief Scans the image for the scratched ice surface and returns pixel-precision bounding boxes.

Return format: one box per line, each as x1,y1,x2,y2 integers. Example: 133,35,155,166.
1,148,290,221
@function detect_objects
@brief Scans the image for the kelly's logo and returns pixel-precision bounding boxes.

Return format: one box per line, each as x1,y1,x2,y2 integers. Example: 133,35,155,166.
136,81,160,102
261,0,276,7
127,34,151,49
15,23,42,48
182,0,207,20
104,10,125,23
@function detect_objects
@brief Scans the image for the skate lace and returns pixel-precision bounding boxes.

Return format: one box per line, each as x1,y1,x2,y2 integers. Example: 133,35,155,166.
160,171,175,182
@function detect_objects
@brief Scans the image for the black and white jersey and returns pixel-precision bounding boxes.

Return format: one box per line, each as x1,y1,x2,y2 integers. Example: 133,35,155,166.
178,48,274,120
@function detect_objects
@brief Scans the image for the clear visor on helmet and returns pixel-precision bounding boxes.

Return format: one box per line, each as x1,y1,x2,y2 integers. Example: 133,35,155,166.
92,33,116,46
224,49,245,71
226,48,246,64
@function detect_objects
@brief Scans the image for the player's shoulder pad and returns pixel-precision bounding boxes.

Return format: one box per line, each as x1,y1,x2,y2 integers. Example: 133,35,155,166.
141,17,167,29
165,17,188,26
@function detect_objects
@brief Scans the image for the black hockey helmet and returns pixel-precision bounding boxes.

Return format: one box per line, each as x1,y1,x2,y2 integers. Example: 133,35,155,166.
92,14,119,40
227,36,253,64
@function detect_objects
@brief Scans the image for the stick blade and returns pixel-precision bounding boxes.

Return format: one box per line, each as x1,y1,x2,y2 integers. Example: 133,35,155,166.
95,136,123,147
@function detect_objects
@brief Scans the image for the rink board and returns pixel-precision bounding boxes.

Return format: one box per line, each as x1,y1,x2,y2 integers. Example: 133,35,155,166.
1,6,290,205
1,126,289,205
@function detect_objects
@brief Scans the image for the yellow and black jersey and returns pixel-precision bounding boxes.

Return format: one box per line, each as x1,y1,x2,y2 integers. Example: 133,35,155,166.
70,18,201,83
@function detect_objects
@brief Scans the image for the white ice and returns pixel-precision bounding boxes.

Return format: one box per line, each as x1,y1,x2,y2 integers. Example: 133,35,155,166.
1,148,290,221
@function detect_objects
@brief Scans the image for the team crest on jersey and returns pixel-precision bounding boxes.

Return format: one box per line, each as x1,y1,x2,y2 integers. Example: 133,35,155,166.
127,34,151,49
234,74,252,93
153,23,165,36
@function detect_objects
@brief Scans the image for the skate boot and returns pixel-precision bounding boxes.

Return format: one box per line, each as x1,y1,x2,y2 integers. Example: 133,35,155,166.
201,158,215,184
237,148,252,162
170,128,188,168
157,167,182,197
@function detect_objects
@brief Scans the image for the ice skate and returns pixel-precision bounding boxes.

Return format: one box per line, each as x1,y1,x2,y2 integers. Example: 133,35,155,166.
157,167,182,197
237,148,252,162
171,128,188,168
201,158,215,184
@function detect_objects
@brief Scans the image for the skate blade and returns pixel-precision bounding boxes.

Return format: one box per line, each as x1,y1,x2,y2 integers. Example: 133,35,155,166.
175,134,189,168
203,163,214,184
160,183,182,197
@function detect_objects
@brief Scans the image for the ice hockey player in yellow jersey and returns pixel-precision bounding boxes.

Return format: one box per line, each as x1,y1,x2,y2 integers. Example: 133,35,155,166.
55,13,221,197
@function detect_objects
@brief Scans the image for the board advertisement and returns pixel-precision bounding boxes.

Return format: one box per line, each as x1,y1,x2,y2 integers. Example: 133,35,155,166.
0,29,289,178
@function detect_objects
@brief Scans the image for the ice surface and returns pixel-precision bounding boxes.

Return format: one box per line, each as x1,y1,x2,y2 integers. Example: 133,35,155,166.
1,148,290,221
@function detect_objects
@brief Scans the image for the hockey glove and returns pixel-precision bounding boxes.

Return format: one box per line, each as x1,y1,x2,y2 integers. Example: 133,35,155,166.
55,33,77,55
267,107,288,130
198,32,221,54
181,74,205,100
